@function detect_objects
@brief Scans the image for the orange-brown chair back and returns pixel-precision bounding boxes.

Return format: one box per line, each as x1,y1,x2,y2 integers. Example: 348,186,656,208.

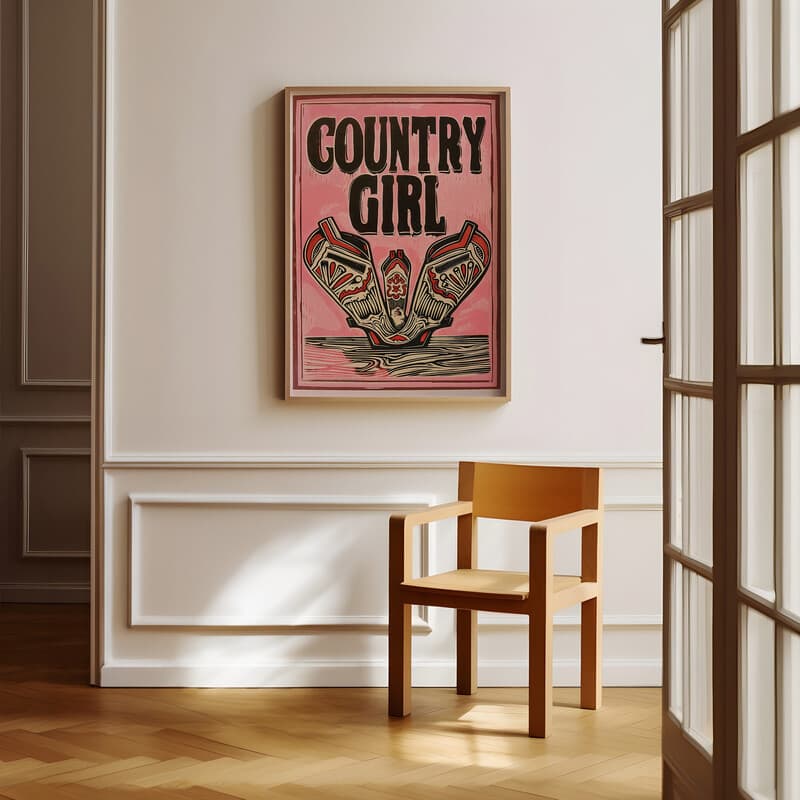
457,461,601,522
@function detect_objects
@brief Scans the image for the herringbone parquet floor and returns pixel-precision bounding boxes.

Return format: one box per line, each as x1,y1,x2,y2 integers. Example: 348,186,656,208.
0,605,660,799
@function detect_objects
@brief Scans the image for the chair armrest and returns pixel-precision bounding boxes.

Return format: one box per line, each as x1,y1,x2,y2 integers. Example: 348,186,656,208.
528,509,603,592
390,501,473,533
389,501,473,585
529,508,601,538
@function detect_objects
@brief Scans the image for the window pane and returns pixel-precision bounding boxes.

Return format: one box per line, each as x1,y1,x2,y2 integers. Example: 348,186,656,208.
740,606,776,800
782,129,800,364
668,2,712,202
740,0,774,132
671,395,713,565
671,394,684,550
742,384,775,602
686,208,714,381
779,0,800,116
779,628,800,800
670,217,683,378
687,209,713,381
686,0,712,196
687,398,713,566
669,21,683,202
741,143,775,365
669,561,684,722
686,571,712,752
783,385,800,619
669,210,713,381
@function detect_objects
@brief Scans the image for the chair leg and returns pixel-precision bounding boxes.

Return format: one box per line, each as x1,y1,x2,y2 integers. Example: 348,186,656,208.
388,599,411,717
529,608,552,737
580,596,602,710
456,609,477,695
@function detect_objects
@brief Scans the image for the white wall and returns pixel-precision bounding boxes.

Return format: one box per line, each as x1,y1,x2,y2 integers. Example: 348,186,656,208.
101,0,663,687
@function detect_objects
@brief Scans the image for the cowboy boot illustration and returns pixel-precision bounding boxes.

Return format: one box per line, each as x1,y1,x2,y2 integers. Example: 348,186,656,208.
303,217,491,348
302,217,398,345
399,220,491,345
379,249,412,330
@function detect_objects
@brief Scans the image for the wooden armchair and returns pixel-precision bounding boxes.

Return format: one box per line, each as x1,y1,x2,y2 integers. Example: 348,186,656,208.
388,461,603,738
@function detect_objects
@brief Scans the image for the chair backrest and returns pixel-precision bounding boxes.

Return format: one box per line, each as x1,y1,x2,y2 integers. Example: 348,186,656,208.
457,461,601,522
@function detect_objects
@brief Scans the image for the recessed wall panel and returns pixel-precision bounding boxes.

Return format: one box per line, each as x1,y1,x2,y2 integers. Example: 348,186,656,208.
129,496,430,627
22,0,92,384
23,450,90,557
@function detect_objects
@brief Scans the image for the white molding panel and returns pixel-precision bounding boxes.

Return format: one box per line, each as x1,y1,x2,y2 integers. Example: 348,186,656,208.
105,455,663,470
128,493,434,631
604,496,663,511
102,464,663,687
22,447,91,558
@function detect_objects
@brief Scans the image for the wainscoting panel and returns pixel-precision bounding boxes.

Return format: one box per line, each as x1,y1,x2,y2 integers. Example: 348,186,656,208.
101,463,662,688
0,426,90,601
23,448,91,557
128,493,432,630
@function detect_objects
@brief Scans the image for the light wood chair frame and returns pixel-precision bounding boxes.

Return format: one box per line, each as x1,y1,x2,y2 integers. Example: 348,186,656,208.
388,462,603,738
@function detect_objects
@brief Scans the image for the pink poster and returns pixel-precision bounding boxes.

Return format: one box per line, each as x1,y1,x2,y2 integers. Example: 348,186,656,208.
286,88,509,399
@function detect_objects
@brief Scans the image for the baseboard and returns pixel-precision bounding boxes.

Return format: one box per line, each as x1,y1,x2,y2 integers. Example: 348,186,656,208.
0,582,90,603
475,658,662,687
101,658,662,688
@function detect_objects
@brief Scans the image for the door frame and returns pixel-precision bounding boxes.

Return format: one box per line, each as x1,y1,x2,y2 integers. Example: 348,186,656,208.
661,0,718,795
710,1,738,797
89,0,107,687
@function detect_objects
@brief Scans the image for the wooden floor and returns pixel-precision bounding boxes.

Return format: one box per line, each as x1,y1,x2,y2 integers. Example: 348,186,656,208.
0,605,661,799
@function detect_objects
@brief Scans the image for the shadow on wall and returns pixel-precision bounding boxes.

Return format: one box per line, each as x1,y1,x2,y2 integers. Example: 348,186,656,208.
140,509,407,685
252,92,286,404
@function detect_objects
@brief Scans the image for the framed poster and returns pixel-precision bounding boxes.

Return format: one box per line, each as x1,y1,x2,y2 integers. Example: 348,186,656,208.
285,87,509,400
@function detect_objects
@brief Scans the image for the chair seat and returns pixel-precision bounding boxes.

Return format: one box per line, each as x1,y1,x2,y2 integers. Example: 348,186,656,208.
401,569,582,600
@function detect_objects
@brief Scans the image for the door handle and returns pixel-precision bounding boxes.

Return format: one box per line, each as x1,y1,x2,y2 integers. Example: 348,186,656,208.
641,322,665,348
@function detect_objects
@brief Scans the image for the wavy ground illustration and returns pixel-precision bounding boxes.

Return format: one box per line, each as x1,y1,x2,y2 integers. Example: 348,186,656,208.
303,336,490,378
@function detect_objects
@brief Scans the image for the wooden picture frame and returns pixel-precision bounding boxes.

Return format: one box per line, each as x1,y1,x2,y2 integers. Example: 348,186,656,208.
285,86,510,400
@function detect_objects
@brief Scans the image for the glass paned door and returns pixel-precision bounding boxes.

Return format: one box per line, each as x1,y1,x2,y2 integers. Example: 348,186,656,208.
737,0,800,796
662,0,715,795
663,1,800,796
